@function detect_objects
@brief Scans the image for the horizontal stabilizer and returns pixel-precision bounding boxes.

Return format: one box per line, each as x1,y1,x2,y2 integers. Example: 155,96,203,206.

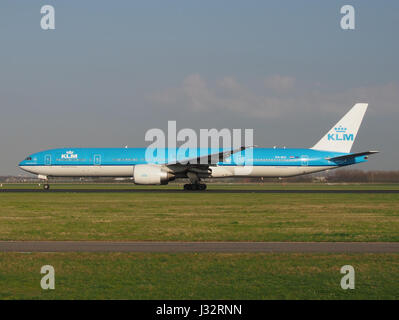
327,151,379,162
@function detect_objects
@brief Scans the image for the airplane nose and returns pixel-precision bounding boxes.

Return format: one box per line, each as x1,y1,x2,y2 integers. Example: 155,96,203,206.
18,159,27,167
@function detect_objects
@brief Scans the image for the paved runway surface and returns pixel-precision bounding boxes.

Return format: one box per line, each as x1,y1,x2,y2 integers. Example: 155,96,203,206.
1,189,399,193
1,241,398,253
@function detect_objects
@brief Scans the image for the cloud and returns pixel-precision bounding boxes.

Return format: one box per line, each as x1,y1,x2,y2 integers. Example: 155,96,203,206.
147,74,399,119
263,75,296,91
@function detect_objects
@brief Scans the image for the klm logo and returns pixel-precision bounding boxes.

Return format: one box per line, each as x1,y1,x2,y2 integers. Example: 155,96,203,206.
61,150,78,159
327,126,354,141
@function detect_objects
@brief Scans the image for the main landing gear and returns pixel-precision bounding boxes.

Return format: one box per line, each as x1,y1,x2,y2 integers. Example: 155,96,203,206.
43,184,50,190
183,183,207,191
183,171,207,191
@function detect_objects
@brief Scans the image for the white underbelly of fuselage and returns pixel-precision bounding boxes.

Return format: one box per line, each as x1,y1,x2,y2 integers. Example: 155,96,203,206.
211,165,332,178
20,166,134,177
20,165,332,178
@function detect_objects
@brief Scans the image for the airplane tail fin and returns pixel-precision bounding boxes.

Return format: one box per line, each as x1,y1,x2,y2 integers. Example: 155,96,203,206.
311,103,368,153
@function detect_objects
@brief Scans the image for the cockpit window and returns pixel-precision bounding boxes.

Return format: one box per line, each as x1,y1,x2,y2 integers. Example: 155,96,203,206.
25,157,32,161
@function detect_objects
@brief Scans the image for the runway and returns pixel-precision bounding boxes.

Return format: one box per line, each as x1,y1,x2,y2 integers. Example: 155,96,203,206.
1,189,399,193
0,241,398,253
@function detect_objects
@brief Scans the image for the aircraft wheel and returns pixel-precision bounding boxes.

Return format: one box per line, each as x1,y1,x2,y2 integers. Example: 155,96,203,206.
184,184,206,191
43,184,50,190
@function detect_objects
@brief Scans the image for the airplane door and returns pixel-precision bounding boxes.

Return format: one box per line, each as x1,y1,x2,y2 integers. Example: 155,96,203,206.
45,154,51,166
94,154,101,166
301,155,309,166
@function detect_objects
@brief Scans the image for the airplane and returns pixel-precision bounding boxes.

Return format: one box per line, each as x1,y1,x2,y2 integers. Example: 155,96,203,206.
19,103,378,190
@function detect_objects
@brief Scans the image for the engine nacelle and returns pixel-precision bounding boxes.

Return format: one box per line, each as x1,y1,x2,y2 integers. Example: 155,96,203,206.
133,164,175,185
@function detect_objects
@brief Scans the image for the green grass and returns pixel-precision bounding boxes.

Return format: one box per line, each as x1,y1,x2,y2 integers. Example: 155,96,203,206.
0,184,398,300
0,252,397,300
0,188,398,241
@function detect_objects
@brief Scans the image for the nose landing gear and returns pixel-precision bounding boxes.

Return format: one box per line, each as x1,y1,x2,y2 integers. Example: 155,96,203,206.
38,175,50,190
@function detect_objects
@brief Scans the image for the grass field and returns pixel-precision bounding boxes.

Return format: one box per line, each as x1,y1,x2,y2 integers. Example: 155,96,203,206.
0,183,398,299
0,252,398,300
0,184,398,241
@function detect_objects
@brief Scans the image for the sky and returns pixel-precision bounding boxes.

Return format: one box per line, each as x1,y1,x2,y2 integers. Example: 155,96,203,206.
1,0,398,175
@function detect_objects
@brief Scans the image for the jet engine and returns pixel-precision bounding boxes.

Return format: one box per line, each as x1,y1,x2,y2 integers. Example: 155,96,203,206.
133,164,175,185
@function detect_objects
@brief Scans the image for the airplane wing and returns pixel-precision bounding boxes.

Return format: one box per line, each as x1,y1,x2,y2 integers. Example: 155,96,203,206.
168,145,256,166
327,151,379,162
